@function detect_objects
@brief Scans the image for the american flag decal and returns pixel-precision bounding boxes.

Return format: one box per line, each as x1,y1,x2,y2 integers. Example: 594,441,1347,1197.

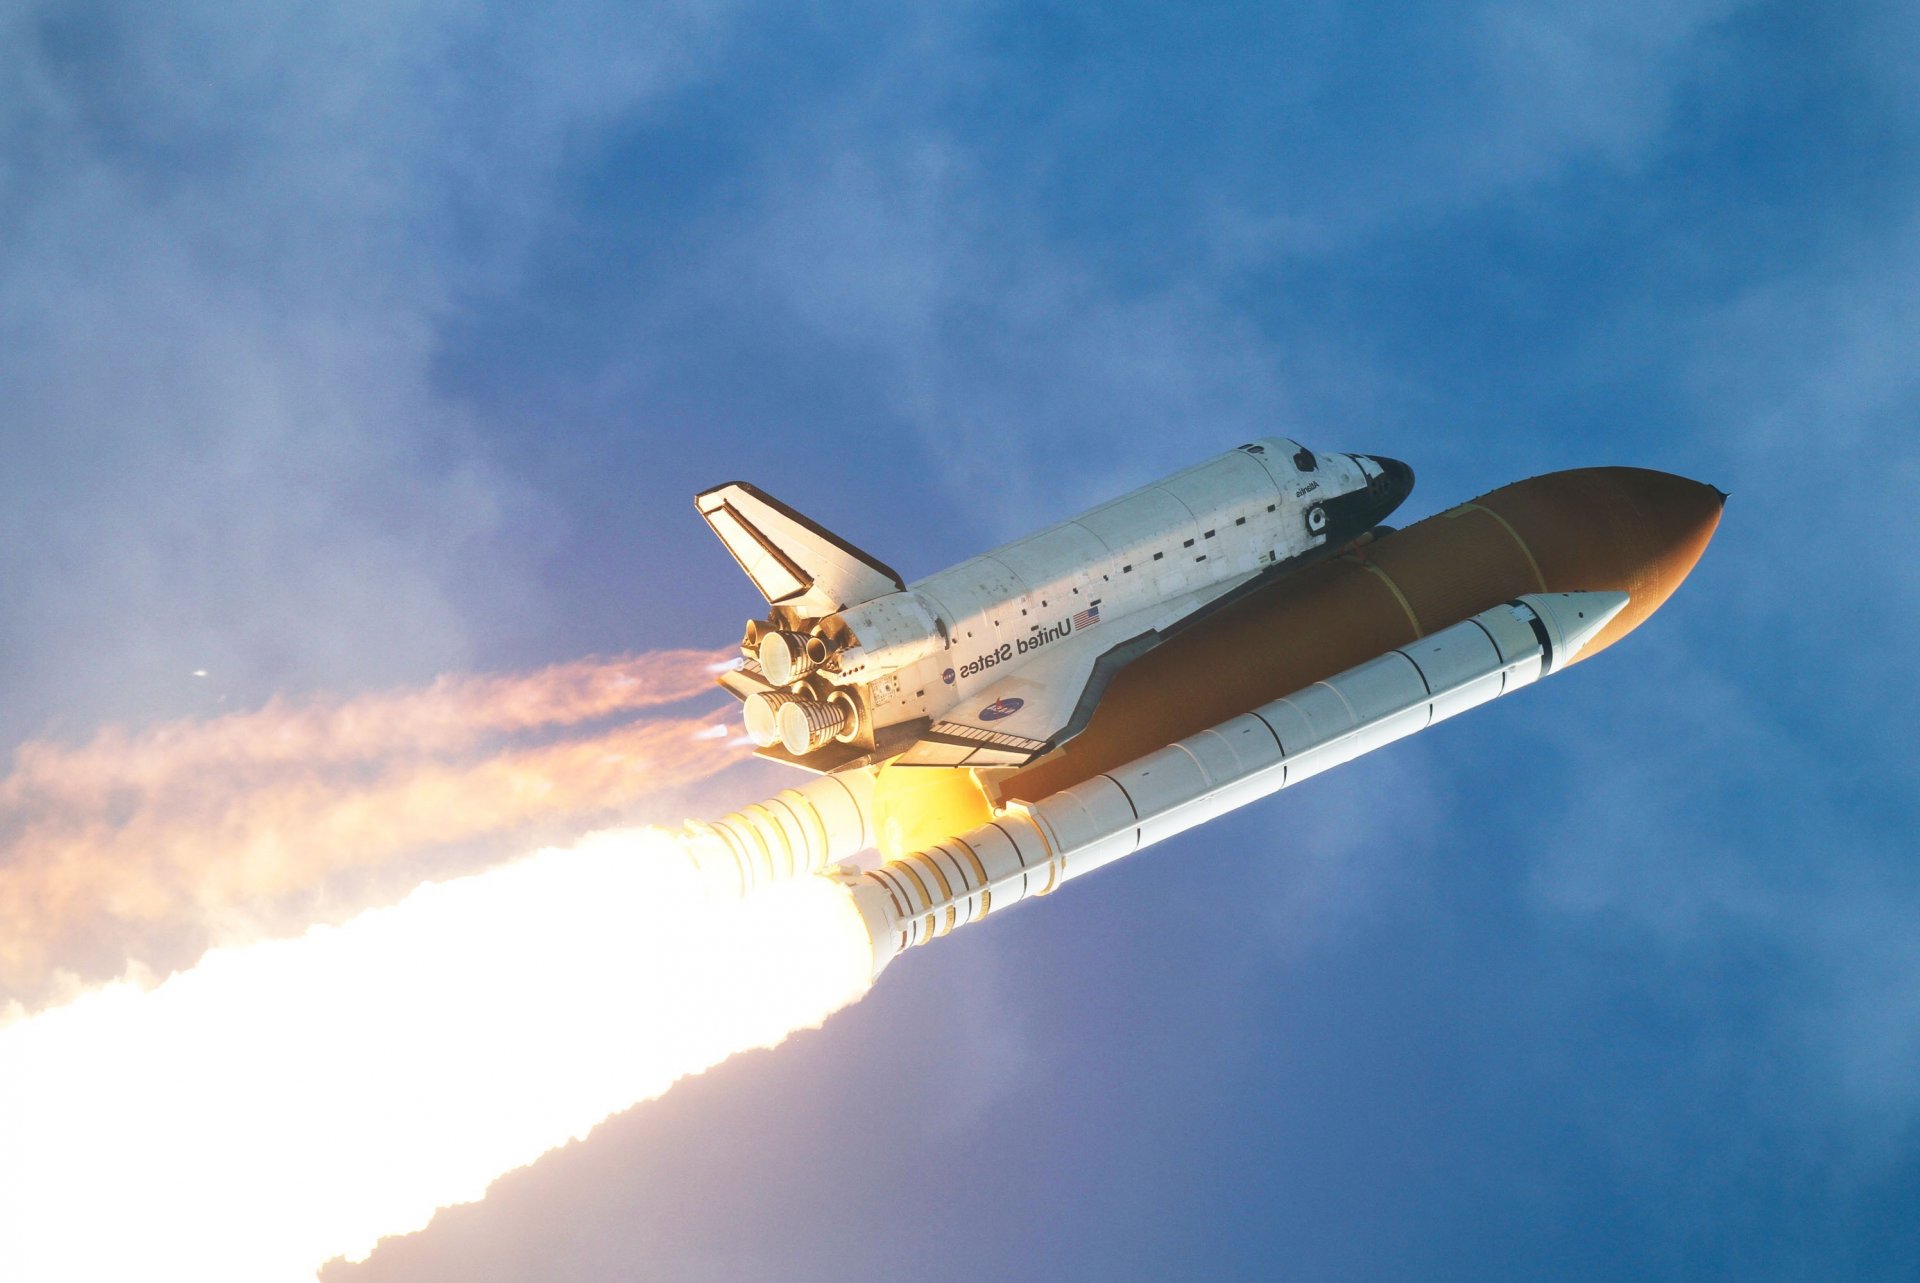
1072,603,1101,629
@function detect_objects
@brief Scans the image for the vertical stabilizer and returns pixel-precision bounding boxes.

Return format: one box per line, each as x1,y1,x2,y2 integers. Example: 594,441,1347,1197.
696,482,904,617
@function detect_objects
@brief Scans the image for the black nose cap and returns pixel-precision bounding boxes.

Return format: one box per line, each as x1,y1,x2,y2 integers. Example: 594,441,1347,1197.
1362,455,1415,514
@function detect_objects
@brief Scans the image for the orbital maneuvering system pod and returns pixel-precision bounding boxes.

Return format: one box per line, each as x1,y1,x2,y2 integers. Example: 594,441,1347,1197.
684,442,1722,973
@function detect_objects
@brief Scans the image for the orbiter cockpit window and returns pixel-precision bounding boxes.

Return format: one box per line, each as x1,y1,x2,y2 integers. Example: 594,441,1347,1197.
1294,447,1317,472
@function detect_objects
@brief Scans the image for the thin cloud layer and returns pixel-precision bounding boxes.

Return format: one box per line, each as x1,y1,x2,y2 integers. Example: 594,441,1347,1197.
7,1,1920,1279
0,1,736,744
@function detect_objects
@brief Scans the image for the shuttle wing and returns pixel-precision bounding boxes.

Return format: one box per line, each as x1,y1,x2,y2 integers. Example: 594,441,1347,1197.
894,571,1264,768
896,640,1103,768
697,482,904,617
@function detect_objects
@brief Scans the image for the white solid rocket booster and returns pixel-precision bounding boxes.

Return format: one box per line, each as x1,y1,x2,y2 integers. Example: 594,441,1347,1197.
832,591,1628,978
684,767,878,898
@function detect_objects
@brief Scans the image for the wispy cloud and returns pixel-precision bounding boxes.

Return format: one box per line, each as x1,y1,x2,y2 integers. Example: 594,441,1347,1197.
1522,202,1920,1148
0,1,738,745
598,1,1767,542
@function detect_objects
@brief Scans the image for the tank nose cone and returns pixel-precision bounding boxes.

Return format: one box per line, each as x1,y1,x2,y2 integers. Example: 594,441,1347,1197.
1471,467,1724,664
1362,455,1415,517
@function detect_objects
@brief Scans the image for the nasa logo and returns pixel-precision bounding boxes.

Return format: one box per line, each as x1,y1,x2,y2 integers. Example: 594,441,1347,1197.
942,668,956,685
979,697,1024,721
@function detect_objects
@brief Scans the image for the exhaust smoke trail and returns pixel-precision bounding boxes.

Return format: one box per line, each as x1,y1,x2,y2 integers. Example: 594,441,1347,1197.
0,651,746,1008
0,649,729,811
0,715,746,999
0,828,874,1283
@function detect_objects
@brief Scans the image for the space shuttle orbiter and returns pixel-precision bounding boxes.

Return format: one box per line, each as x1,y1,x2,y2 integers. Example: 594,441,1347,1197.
698,440,1414,773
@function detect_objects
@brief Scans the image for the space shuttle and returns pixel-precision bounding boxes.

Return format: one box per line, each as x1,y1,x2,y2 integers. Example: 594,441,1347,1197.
688,445,1722,969
699,441,1415,773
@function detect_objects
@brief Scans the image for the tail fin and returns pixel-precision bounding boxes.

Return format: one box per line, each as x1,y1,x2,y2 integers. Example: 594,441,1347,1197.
696,482,904,617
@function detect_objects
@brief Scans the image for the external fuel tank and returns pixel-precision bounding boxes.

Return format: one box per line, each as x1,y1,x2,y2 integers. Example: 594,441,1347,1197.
868,466,1725,857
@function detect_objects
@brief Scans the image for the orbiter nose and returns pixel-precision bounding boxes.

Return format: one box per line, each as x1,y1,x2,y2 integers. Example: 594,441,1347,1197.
1361,455,1415,513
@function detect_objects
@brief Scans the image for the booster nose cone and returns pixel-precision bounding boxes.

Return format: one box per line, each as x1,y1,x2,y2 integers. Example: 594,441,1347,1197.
1519,591,1632,674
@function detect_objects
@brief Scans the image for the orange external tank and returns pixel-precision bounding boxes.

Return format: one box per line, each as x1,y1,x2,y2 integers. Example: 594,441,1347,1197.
871,467,1723,856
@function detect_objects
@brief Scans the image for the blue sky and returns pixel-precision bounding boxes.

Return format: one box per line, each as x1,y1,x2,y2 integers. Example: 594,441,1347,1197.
6,2,1918,1279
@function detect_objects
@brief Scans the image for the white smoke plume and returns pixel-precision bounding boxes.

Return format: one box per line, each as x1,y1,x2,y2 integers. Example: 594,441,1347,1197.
0,651,747,1008
1,648,729,810
0,827,874,1282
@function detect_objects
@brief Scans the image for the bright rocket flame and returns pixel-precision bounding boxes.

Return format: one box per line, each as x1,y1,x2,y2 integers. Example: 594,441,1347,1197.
1,657,748,1002
0,649,731,810
0,828,872,1282
1,713,742,947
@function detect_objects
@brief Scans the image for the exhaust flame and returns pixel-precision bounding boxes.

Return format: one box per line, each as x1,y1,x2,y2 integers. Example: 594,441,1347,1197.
0,829,873,1282
1,656,747,1003
1,649,730,810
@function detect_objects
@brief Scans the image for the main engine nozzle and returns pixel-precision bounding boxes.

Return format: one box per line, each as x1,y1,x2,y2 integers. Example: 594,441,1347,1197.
758,630,829,686
741,690,858,754
777,697,853,755
742,690,806,747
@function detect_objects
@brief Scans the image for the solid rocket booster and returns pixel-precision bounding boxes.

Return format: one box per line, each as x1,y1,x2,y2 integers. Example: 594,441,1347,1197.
832,591,1628,978
683,767,878,898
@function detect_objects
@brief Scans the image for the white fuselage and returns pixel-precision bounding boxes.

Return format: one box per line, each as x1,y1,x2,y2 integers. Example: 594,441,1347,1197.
820,439,1384,736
